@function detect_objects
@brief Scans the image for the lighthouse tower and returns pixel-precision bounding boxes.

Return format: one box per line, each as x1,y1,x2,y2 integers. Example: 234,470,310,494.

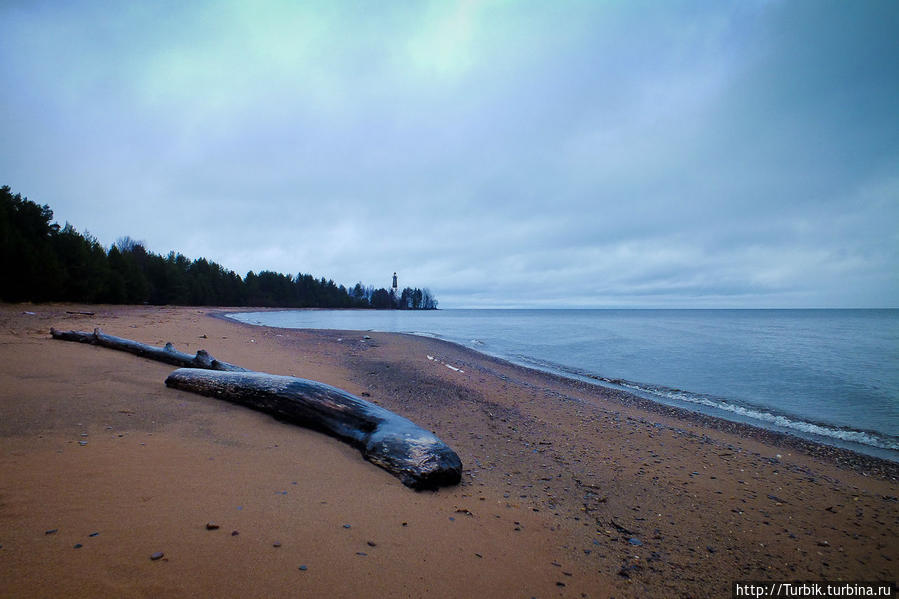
391,272,398,297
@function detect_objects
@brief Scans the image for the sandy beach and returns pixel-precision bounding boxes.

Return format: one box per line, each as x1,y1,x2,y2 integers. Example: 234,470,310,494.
1,304,896,598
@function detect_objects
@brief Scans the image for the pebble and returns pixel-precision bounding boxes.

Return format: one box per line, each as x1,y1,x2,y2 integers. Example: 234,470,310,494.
150,552,164,560
273,542,282,548
89,532,99,537
206,523,220,530
45,529,58,535
355,552,367,557
343,524,351,529
366,541,376,547
78,441,88,446
298,565,308,571
231,531,239,536
628,537,643,546
73,543,83,549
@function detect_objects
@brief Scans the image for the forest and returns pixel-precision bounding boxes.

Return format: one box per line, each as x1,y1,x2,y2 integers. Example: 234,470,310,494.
0,186,437,309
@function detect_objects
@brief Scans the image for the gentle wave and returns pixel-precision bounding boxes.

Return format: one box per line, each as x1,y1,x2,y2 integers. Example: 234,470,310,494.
511,354,899,452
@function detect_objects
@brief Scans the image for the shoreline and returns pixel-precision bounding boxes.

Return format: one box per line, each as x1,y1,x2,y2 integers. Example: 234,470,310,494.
216,310,899,478
2,304,897,598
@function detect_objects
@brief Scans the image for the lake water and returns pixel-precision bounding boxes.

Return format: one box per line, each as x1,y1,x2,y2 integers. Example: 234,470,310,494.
227,309,899,461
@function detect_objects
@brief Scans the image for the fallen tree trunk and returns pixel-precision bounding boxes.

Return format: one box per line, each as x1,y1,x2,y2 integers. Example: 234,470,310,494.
50,327,247,372
165,368,462,489
50,327,463,489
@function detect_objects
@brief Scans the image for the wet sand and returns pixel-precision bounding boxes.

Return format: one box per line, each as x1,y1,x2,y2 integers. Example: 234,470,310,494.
1,304,896,598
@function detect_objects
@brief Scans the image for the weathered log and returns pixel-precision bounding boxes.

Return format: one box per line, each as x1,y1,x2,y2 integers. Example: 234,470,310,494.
165,368,462,490
50,327,247,372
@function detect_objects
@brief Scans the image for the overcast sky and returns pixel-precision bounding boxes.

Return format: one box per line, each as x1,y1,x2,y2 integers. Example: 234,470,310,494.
2,1,897,308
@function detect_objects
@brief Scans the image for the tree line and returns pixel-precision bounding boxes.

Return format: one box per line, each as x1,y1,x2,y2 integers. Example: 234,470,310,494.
0,186,437,309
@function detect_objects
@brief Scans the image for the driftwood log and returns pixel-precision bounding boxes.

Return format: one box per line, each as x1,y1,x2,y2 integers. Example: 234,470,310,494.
50,328,462,489
50,328,247,371
166,369,462,489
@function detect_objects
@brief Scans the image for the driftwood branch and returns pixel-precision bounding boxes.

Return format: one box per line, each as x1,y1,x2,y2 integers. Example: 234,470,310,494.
50,327,463,489
166,369,462,489
50,328,247,372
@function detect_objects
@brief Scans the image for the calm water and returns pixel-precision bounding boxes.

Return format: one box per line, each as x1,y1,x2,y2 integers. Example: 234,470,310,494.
227,309,899,461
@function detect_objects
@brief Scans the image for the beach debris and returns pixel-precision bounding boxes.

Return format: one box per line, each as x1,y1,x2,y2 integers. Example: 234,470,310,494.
66,311,95,316
89,532,99,537
298,565,308,571
343,524,351,529
50,328,247,372
165,369,463,490
205,522,220,530
426,354,465,373
78,441,88,446
150,552,164,560
53,327,462,490
45,529,58,535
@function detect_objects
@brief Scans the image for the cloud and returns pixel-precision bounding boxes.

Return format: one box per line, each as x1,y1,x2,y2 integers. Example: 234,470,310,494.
1,0,897,307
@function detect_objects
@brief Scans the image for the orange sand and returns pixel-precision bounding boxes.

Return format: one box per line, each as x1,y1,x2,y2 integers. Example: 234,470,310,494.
0,304,896,598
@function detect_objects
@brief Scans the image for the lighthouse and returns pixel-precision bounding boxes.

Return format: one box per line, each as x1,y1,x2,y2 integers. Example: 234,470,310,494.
391,272,398,296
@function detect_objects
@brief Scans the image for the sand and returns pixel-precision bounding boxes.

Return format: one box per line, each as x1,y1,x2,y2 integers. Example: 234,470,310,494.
0,304,896,598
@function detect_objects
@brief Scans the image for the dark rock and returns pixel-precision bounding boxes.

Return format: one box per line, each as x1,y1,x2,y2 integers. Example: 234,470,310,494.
628,537,643,546
45,529,58,535
206,523,220,530
89,532,99,537
73,543,83,549
231,531,239,536
298,565,308,571
367,541,376,547
150,552,164,560
273,542,282,548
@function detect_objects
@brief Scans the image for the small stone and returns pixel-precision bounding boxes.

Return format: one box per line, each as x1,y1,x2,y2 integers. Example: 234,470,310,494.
73,543,83,549
78,441,88,446
206,522,220,530
707,546,716,553
343,524,351,529
401,522,408,527
628,537,643,546
89,532,99,537
355,552,367,556
150,552,164,560
231,531,239,536
366,541,376,547
298,565,308,571
273,542,282,548
45,529,58,535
